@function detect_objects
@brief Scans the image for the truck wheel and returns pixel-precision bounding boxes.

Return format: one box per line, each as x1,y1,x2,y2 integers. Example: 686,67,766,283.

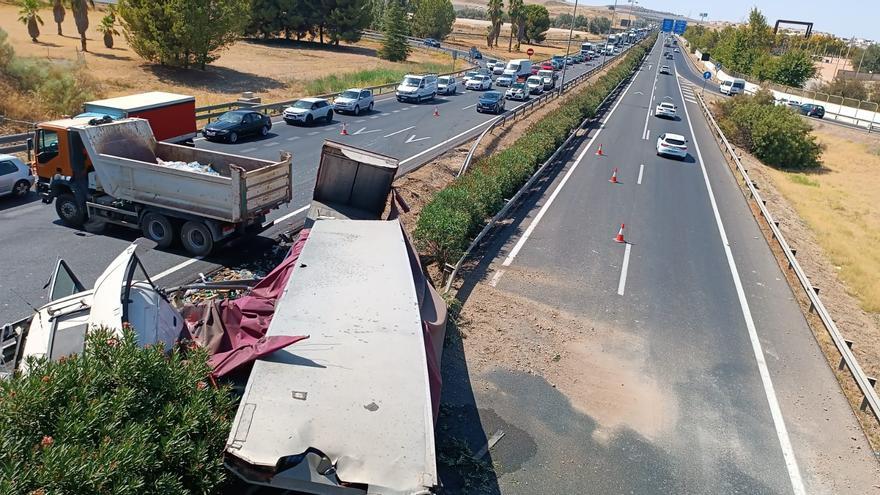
141,212,175,249
55,194,86,227
181,221,214,257
12,180,30,197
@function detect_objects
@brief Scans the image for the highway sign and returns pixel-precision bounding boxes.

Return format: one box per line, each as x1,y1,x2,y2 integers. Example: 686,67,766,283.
661,18,674,32
703,71,712,80
673,19,688,34
526,48,535,57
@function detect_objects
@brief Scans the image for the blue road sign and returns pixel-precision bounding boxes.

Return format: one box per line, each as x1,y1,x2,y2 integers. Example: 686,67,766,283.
662,18,674,32
673,19,688,34
703,71,712,80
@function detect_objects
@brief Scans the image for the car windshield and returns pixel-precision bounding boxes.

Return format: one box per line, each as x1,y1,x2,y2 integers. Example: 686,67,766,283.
439,77,450,84
528,78,540,84
466,72,477,78
293,100,313,109
512,83,525,89
484,91,500,99
473,75,486,81
404,77,421,85
661,103,674,109
666,137,685,146
217,112,243,123
340,91,359,99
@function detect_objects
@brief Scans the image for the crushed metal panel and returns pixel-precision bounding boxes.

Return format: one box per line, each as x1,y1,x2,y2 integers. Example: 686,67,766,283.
226,219,437,495
315,141,398,218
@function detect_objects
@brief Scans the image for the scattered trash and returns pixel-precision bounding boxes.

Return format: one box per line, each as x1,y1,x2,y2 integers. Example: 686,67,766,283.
156,157,220,176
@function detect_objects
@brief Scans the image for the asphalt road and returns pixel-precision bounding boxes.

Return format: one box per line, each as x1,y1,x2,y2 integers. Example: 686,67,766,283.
466,36,880,493
0,51,615,326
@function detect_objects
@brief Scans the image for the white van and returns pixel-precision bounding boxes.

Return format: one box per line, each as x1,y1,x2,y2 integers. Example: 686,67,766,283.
503,59,532,79
396,74,438,103
720,78,746,96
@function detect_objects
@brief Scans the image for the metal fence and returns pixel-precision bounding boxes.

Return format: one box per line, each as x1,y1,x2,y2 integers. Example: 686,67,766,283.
0,133,31,156
694,90,880,428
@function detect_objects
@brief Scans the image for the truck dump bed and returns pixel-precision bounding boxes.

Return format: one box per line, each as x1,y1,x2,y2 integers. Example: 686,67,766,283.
75,118,291,223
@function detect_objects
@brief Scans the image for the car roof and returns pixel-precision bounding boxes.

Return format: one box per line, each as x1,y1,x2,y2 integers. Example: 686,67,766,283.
659,102,675,107
343,88,367,92
665,133,686,140
299,97,327,103
0,154,24,162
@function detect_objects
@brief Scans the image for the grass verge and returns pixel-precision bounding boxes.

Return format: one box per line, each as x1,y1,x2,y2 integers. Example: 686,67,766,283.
303,61,453,95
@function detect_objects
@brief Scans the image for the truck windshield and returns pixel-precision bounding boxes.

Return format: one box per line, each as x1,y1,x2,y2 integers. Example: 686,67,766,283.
39,129,59,154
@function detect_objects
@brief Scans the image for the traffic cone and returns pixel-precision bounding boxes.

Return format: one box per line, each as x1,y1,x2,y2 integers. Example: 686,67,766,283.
433,106,440,117
609,168,619,184
614,224,626,243
340,122,349,135
596,144,605,156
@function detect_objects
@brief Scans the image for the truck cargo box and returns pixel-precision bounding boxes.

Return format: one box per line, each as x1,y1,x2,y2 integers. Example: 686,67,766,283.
80,92,197,143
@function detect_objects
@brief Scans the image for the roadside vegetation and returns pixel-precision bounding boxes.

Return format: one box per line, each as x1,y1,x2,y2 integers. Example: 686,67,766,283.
304,62,450,94
0,328,235,494
414,38,652,267
713,89,823,169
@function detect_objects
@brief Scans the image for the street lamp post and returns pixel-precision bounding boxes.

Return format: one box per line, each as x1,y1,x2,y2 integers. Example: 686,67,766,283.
602,0,620,67
558,0,579,95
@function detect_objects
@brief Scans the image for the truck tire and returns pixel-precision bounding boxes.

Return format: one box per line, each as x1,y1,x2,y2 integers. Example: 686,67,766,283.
55,193,86,227
181,221,214,256
141,212,175,249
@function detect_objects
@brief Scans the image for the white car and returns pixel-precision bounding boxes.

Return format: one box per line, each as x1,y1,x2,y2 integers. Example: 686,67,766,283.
283,97,333,125
505,82,529,101
659,65,671,75
537,70,555,90
656,132,688,160
492,64,505,76
526,76,544,94
333,89,373,115
465,75,492,91
396,74,438,103
437,76,459,95
0,154,34,198
655,101,677,119
495,74,514,87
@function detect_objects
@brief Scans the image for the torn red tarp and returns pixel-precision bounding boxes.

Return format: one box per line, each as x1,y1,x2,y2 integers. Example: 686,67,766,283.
180,230,312,376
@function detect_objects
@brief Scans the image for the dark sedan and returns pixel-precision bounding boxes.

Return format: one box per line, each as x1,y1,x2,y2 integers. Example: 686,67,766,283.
477,91,505,114
800,103,825,119
203,110,272,143
423,38,441,48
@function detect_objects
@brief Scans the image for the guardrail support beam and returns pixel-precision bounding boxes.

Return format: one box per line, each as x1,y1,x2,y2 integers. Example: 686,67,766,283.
861,377,877,411
809,287,820,313
839,339,855,370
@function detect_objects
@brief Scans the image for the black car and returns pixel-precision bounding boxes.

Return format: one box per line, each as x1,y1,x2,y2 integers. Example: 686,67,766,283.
423,38,441,48
203,110,272,143
470,47,483,59
477,91,505,114
800,103,825,119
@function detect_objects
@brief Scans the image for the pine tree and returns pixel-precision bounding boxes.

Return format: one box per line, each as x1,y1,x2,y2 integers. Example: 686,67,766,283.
411,0,455,40
369,0,386,30
486,0,502,47
378,0,409,61
325,0,371,45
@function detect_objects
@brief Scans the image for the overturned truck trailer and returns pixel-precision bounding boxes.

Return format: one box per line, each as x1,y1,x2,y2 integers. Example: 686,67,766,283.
225,220,439,494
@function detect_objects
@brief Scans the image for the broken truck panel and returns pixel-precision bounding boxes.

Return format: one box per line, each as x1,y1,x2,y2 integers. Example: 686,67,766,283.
225,220,438,495
46,258,86,302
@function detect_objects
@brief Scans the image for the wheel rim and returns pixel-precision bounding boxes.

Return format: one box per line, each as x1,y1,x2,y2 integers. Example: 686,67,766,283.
354,106,360,115
14,182,28,195
230,133,237,143
149,220,166,240
261,126,268,135
60,201,77,219
188,228,207,248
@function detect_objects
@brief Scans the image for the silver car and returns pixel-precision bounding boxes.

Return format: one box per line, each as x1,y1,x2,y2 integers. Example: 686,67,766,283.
495,74,514,87
437,76,459,95
333,89,374,115
0,154,34,198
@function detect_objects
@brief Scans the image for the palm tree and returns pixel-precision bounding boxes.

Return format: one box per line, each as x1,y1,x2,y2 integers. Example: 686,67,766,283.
95,12,118,49
18,0,45,43
52,0,65,35
67,0,93,52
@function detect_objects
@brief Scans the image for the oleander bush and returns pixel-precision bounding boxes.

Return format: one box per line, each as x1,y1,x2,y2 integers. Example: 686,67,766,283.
0,328,235,495
414,37,654,267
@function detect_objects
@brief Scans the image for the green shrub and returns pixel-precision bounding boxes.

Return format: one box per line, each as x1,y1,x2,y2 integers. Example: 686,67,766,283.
0,328,235,494
304,62,450,95
414,37,654,266
717,90,823,169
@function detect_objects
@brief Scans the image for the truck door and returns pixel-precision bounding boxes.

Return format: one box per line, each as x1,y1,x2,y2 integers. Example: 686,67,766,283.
34,128,62,177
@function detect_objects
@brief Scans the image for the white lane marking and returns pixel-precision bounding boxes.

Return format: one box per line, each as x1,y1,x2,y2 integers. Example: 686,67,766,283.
355,119,366,123
405,134,431,143
616,243,632,295
401,107,410,111
353,127,381,135
399,116,501,165
637,164,644,184
286,136,299,141
408,106,418,109
241,147,257,153
262,142,276,147
643,49,661,141
306,131,319,136
674,62,807,495
272,204,310,224
384,125,415,138
501,62,644,267
392,110,400,113
370,115,380,119
152,257,203,282
685,98,698,104
645,129,650,141
462,103,477,110
489,269,505,287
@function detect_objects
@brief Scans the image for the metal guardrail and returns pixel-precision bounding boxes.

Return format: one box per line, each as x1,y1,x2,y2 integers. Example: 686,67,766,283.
694,90,880,425
442,43,650,293
0,132,31,155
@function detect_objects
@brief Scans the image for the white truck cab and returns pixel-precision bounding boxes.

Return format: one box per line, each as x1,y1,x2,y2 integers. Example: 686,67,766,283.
396,74,438,103
503,59,533,79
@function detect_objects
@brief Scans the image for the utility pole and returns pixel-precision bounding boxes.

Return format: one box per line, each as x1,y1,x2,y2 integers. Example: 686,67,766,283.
602,0,619,66
558,0,579,95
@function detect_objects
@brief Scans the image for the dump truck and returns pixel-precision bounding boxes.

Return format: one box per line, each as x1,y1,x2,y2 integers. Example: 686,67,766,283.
75,91,198,144
32,117,292,256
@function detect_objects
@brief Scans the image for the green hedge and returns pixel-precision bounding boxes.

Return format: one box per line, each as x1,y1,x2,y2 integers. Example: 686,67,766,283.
414,37,654,267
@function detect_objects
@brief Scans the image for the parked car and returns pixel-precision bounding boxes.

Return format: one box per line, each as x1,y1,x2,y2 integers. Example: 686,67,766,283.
333,88,373,115
203,110,272,142
654,101,677,119
659,65,671,75
423,38,441,48
656,132,688,160
437,76,460,95
0,154,34,198
537,70,555,90
526,76,544,95
495,74,514,87
800,103,825,118
465,74,492,91
505,82,529,101
396,74,438,103
477,91,506,114
283,98,333,125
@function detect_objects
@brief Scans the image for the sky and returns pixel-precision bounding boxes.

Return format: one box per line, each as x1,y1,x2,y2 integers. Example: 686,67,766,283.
583,1,877,41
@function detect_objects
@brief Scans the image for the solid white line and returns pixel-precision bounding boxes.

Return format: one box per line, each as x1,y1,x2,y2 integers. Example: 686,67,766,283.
645,129,650,141
152,257,203,282
642,48,661,141
462,103,477,110
489,269,505,287
616,243,632,295
637,163,644,184
501,62,644,267
384,125,415,138
673,62,806,495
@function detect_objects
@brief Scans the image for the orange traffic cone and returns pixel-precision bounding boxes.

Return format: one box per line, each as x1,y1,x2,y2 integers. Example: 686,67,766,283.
614,224,626,243
596,144,605,156
609,168,619,184
433,106,440,117
340,122,349,135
